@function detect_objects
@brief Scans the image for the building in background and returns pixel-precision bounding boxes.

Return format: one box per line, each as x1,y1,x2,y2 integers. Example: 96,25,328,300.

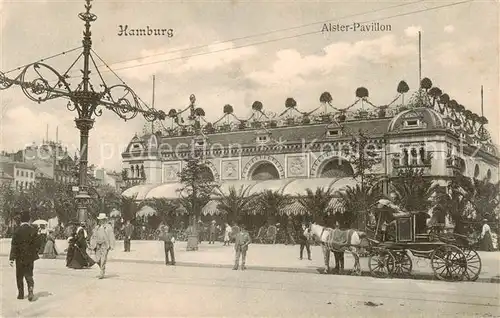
0,166,14,187
94,168,124,191
0,161,37,191
121,83,499,217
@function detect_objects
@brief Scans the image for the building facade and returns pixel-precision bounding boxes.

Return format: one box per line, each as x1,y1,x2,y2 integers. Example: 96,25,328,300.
10,141,78,185
0,161,37,191
121,85,499,208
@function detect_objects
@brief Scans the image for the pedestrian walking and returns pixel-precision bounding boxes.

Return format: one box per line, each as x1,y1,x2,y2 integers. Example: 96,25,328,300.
37,224,48,254
89,213,115,279
299,223,312,260
9,213,41,301
233,223,251,270
160,225,176,265
42,229,58,259
480,219,494,251
209,220,216,244
123,220,134,252
223,223,232,246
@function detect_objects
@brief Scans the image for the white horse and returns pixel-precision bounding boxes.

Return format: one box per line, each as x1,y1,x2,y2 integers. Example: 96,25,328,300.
309,223,367,275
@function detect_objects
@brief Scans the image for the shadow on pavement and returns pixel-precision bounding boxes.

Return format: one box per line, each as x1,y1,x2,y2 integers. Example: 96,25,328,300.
33,291,52,301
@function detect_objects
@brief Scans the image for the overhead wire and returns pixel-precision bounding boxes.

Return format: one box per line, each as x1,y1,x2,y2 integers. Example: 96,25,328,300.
92,0,473,75
98,0,425,69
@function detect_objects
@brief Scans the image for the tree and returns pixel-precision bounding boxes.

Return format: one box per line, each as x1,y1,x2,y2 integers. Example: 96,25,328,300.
216,186,255,224
0,183,18,234
145,197,182,226
297,187,333,224
397,80,410,105
431,175,475,235
121,194,138,222
177,156,217,250
348,130,381,190
255,190,292,225
338,183,382,229
470,179,499,222
338,130,382,230
391,168,433,212
285,97,297,108
319,91,333,104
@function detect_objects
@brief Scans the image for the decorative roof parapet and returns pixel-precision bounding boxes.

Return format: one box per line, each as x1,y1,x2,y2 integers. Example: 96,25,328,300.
137,78,496,156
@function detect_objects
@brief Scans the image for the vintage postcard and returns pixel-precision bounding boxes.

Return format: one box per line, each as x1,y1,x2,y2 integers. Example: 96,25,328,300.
0,0,499,317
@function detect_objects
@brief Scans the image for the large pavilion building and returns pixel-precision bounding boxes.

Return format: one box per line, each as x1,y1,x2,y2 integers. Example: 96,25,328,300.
121,80,499,217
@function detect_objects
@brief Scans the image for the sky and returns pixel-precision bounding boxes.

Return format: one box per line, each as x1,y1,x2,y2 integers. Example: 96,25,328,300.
0,0,498,171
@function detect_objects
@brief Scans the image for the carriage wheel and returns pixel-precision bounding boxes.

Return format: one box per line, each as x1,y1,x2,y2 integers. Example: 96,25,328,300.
368,249,395,278
462,248,482,281
430,244,467,282
387,251,413,277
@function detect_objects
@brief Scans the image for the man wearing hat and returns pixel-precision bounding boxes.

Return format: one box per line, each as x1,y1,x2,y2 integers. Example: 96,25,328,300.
90,213,116,279
9,213,41,301
208,220,217,244
123,220,134,252
233,222,251,270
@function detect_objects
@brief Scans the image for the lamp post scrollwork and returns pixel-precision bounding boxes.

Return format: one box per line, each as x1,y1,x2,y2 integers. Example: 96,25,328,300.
0,0,166,222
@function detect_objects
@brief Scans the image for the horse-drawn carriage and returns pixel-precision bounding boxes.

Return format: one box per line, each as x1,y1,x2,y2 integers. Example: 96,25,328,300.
367,199,482,282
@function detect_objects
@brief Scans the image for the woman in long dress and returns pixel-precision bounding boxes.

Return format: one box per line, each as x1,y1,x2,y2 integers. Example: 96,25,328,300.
223,223,232,246
480,219,494,251
42,229,58,259
67,226,96,269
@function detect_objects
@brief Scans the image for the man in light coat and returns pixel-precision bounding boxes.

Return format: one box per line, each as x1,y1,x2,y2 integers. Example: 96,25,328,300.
233,223,251,270
90,213,115,279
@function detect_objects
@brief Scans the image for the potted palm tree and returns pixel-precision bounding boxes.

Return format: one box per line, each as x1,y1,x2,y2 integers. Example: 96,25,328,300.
338,183,382,230
255,190,292,225
355,87,369,118
377,106,388,118
397,80,410,107
216,186,255,224
297,187,333,224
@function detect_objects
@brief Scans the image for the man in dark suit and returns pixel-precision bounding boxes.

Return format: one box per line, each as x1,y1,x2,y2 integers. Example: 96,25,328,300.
9,213,41,301
160,225,176,265
123,220,134,252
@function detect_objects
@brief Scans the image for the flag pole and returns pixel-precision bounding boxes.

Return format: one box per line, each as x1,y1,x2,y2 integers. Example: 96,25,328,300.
481,85,484,116
418,31,422,85
151,75,156,134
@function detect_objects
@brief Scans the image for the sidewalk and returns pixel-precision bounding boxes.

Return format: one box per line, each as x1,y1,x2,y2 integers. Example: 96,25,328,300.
1,239,499,283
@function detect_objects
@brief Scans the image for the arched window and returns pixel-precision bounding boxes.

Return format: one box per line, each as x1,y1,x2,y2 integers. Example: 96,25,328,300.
486,169,492,181
131,165,135,177
474,164,479,178
135,165,140,177
402,148,409,166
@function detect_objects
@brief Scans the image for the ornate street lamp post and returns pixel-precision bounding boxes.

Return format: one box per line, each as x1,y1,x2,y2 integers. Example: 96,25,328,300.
0,0,165,222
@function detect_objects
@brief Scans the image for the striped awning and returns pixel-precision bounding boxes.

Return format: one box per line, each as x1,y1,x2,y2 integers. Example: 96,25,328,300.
327,197,346,214
281,201,307,216
202,200,221,216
